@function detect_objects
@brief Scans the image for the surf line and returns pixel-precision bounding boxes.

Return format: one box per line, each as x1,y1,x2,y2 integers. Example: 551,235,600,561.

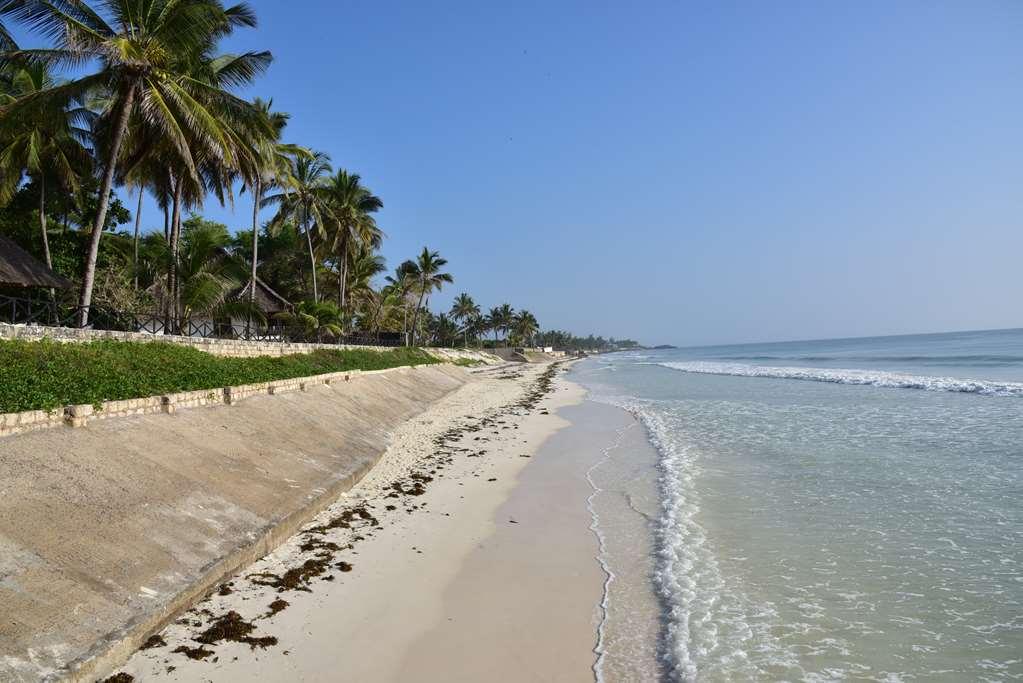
585,417,637,682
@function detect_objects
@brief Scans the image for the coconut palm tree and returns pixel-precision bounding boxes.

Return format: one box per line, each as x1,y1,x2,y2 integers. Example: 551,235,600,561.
276,299,343,341
449,293,479,347
0,0,271,325
263,151,332,301
494,303,514,344
341,243,385,330
381,259,418,340
0,61,93,273
408,247,453,346
486,306,502,345
322,170,383,317
234,97,306,333
513,309,539,347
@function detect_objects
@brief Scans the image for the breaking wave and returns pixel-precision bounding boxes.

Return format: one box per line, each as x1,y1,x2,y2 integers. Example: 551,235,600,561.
658,362,1023,397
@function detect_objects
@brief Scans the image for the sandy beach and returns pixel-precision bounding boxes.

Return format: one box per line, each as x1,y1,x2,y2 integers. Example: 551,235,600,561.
114,360,623,682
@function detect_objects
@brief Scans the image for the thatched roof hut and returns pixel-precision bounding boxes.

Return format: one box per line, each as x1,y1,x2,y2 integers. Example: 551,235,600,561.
235,276,292,316
0,234,72,289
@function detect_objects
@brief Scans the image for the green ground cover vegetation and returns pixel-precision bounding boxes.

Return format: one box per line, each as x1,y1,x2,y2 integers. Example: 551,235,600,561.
0,339,438,413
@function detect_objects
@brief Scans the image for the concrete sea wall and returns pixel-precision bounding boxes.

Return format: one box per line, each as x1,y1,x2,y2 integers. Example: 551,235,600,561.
0,363,470,682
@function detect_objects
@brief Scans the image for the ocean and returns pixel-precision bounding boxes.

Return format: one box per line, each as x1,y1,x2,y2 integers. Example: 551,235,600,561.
571,328,1023,681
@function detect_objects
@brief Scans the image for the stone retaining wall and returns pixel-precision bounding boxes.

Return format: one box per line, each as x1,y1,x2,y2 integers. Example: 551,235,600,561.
0,323,502,364
0,369,390,437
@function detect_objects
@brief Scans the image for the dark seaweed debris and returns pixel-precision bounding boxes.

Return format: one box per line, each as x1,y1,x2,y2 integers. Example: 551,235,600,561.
195,611,277,650
265,598,290,618
172,644,215,660
100,674,134,683
139,634,166,650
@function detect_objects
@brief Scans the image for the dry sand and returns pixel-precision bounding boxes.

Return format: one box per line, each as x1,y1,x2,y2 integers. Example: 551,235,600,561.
115,360,610,682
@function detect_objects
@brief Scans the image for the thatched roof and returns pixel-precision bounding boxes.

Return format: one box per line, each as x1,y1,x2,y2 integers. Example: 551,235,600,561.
0,234,73,289
236,277,291,314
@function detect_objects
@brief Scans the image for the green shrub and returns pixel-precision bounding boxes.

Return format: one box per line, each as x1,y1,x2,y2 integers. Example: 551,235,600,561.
0,340,439,413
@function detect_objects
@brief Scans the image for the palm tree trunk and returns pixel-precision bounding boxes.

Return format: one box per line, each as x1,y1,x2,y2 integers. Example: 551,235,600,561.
38,174,55,304
410,287,426,347
337,232,349,313
304,201,318,302
38,175,52,271
247,178,261,337
168,176,183,333
163,202,169,241
77,84,136,327
402,298,408,345
133,186,143,291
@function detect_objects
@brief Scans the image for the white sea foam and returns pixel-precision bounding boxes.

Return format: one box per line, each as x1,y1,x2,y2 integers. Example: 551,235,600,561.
589,395,801,680
585,421,636,683
657,362,1023,397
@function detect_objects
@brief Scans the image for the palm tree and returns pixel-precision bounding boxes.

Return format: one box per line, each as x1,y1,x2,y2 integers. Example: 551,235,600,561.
322,170,382,317
513,309,539,347
263,151,332,301
429,312,458,348
449,293,479,347
486,306,502,345
495,303,515,344
341,243,385,330
235,97,305,332
0,61,93,273
381,259,418,340
276,299,343,341
1,0,271,325
408,247,453,346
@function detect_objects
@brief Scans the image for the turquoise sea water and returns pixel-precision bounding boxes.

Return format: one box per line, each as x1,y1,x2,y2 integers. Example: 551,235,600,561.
573,328,1023,681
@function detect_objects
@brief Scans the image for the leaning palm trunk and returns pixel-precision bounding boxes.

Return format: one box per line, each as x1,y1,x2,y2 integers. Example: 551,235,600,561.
38,175,55,304
38,175,52,270
78,84,136,327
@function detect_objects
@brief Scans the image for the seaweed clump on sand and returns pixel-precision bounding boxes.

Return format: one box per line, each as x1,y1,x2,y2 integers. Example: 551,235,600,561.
194,611,277,650
172,644,215,660
265,598,290,617
101,674,134,683
139,634,167,650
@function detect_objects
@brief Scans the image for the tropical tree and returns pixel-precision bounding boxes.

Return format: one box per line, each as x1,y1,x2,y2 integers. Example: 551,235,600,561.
0,61,92,273
408,247,453,346
486,306,502,344
322,170,382,317
235,97,305,331
264,151,332,301
380,259,418,339
275,299,342,340
449,293,479,347
513,309,539,346
0,0,271,325
341,242,385,329
428,312,458,347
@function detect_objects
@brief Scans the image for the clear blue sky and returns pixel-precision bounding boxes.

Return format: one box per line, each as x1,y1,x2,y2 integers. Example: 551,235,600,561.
13,1,1023,345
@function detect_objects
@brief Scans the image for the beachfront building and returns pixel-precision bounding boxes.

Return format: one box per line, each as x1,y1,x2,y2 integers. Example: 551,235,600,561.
0,234,72,292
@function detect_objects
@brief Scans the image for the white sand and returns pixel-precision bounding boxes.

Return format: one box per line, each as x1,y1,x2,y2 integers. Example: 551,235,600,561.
117,360,603,682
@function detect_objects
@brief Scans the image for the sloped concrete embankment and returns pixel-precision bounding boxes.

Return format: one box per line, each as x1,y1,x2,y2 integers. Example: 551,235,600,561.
0,364,468,682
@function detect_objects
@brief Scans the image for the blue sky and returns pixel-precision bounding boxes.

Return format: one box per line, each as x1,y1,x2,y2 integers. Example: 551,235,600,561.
12,1,1023,345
